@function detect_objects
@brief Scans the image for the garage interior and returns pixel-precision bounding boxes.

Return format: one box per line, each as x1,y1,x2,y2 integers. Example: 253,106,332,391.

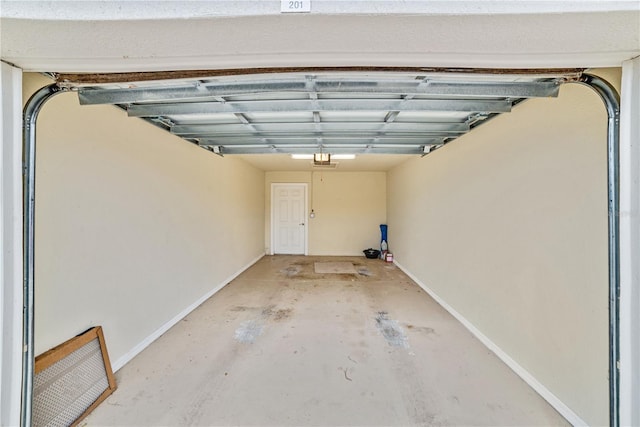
2,3,640,427
22,66,616,426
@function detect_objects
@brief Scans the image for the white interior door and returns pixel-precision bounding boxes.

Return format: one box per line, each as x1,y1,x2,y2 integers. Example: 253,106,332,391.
272,184,307,255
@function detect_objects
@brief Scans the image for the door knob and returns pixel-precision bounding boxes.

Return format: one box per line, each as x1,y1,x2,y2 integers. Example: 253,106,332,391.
299,223,305,226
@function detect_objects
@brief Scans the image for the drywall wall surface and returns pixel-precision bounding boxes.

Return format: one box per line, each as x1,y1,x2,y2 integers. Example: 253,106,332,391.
265,171,386,255
387,69,621,426
23,74,265,365
309,171,386,256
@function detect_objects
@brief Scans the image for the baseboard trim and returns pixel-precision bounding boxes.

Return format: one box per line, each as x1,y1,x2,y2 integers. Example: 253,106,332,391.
112,252,265,372
308,252,369,257
394,260,587,427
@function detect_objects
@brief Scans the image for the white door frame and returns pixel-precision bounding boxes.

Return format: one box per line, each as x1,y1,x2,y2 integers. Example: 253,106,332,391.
270,183,308,256
619,56,640,427
0,61,23,427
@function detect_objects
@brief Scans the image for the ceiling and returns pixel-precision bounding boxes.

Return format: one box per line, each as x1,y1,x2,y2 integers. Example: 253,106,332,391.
1,2,639,73
236,153,411,172
3,1,638,172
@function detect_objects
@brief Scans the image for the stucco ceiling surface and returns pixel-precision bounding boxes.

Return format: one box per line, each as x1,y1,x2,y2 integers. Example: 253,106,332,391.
3,1,637,20
1,1,639,72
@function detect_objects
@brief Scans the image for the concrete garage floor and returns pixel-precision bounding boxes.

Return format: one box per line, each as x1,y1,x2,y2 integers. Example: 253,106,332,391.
84,256,568,426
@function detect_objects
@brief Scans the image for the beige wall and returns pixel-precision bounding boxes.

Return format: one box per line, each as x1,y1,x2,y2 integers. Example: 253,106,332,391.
265,171,386,255
24,74,265,366
387,69,621,426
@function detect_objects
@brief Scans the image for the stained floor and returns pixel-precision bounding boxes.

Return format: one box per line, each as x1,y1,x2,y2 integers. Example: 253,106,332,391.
84,255,568,426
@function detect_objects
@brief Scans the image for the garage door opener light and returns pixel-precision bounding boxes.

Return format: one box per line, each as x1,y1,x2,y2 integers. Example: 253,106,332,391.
313,152,331,165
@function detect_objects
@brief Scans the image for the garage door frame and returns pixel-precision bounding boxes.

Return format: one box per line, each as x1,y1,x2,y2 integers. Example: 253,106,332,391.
577,73,621,427
18,70,624,427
